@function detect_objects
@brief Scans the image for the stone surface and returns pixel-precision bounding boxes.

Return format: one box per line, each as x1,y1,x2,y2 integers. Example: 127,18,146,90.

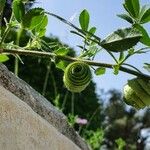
0,85,81,150
0,63,91,150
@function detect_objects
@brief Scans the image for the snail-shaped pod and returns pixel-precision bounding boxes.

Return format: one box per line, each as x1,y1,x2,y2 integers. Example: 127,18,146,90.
63,61,92,93
123,78,150,109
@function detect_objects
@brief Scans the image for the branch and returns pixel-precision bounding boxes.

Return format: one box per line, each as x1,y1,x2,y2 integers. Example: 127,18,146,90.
1,48,150,80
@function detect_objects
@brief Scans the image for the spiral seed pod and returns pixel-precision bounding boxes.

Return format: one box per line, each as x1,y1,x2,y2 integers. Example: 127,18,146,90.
123,78,150,109
63,61,92,93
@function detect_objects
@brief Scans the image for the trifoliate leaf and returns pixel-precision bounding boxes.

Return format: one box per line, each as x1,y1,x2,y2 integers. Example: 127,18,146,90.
101,28,142,52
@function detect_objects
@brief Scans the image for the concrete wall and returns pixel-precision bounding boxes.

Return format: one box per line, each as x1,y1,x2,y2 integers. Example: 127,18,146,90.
0,64,91,150
0,85,81,150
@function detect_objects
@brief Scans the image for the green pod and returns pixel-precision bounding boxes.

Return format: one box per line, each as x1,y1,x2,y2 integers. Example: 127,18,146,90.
63,61,92,93
123,84,145,109
123,78,150,109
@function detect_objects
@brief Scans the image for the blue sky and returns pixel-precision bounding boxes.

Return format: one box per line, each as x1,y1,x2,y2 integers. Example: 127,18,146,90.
35,0,150,93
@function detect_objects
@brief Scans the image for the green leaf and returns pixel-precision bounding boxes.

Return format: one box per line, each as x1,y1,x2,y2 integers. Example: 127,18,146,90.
12,0,25,23
89,27,96,34
95,67,106,75
115,138,126,150
123,0,140,18
134,24,150,46
0,54,9,62
79,9,90,31
55,60,68,71
101,27,142,52
34,15,48,37
117,14,133,24
54,47,69,56
140,8,150,24
22,8,45,30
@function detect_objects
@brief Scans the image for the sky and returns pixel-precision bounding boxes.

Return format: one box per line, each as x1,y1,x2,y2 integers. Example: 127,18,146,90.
35,0,150,93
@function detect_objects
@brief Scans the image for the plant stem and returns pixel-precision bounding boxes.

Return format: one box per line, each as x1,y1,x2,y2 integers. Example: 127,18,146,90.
0,25,11,46
61,90,69,112
1,48,150,79
42,61,52,96
85,106,100,130
45,12,118,63
71,92,75,116
14,28,23,76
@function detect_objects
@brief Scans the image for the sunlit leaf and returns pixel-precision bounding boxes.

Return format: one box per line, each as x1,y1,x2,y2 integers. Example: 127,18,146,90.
117,14,133,24
0,54,9,62
95,67,106,75
54,47,69,56
79,9,90,31
12,0,25,23
89,27,96,35
123,0,140,18
140,8,150,24
22,8,45,30
34,15,48,37
134,24,150,46
55,60,68,71
101,27,142,52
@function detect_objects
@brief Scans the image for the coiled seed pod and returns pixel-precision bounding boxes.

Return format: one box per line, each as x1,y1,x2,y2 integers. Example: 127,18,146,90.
123,78,150,109
63,61,92,93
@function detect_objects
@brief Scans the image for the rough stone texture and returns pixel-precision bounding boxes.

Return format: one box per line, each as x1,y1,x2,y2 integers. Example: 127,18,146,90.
0,64,91,150
0,85,81,150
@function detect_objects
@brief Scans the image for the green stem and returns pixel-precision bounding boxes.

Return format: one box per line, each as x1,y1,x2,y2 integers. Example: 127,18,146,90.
61,90,69,112
50,67,57,98
1,48,150,79
42,61,52,96
0,25,11,46
71,92,75,116
45,12,118,63
85,106,100,130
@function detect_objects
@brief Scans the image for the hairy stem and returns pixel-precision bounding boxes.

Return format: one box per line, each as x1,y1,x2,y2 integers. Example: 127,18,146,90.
1,48,150,79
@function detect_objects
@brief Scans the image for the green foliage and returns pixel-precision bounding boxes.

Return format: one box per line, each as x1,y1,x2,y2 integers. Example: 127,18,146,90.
0,54,9,62
84,129,104,150
79,9,90,31
12,0,25,23
22,8,48,33
115,138,126,150
101,27,142,52
95,67,106,76
123,0,140,18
